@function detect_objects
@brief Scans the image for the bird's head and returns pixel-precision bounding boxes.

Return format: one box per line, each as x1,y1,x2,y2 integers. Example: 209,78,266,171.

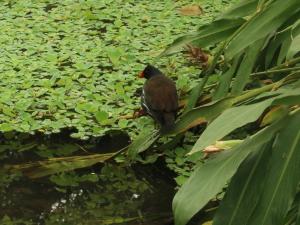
139,64,163,79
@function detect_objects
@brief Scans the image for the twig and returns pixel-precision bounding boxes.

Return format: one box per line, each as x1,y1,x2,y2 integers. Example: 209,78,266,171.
232,82,277,104
251,67,300,77
274,56,300,70
75,143,91,154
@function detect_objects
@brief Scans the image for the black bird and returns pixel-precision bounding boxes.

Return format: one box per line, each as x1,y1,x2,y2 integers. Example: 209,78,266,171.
139,65,178,133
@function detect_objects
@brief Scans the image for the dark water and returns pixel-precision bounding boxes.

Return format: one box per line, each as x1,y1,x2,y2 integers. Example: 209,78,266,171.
0,130,175,225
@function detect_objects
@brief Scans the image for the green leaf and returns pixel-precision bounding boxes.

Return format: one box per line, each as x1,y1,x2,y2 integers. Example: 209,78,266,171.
106,47,123,66
172,97,234,134
287,34,300,60
1,106,15,117
95,111,109,123
183,78,209,114
273,87,300,105
0,123,14,132
191,26,240,49
284,192,300,225
173,115,288,225
277,37,293,65
127,130,160,159
265,21,300,68
83,10,98,20
118,119,128,129
213,139,273,225
296,203,300,225
231,38,265,94
260,106,289,126
161,18,245,56
213,55,241,100
283,192,300,225
77,102,98,113
248,111,300,225
190,98,275,155
225,0,300,59
190,87,300,155
217,0,258,20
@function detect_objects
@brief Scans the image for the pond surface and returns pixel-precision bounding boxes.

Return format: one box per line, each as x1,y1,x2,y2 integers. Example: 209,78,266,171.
0,131,175,225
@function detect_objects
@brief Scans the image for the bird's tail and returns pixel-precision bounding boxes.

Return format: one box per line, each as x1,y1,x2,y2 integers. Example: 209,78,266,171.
160,112,176,134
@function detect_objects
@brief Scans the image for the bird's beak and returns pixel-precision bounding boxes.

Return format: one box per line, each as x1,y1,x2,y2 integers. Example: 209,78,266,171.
138,71,144,78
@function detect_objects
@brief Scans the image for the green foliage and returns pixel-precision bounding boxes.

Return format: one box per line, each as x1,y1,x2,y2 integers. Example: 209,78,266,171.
173,114,289,225
212,140,273,225
173,97,234,133
0,215,33,225
127,130,160,159
160,0,300,224
0,1,244,224
1,0,229,138
50,172,99,187
1,0,299,224
225,0,300,59
160,18,245,56
44,165,150,224
165,143,201,186
190,87,300,154
1,163,154,225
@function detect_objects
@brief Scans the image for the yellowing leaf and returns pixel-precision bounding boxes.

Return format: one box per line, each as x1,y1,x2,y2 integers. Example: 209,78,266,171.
179,5,203,16
260,106,288,127
202,221,213,225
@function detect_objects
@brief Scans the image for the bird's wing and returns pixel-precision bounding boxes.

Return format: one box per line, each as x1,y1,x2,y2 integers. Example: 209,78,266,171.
143,77,178,112
141,88,153,116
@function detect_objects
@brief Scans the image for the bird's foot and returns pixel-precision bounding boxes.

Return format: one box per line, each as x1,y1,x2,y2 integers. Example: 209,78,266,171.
133,108,147,118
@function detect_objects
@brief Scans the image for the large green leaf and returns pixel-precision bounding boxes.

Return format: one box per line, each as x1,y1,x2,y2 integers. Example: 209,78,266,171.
189,98,274,154
265,20,300,68
297,203,300,225
283,192,300,225
161,19,245,56
184,79,208,114
213,55,241,100
217,0,258,20
190,87,300,154
172,97,234,134
287,34,300,60
225,0,300,59
248,111,300,225
191,26,239,49
231,38,265,94
213,139,273,225
277,38,293,65
173,115,288,225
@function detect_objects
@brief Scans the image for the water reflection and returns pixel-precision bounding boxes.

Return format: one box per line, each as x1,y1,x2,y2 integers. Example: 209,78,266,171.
0,131,174,225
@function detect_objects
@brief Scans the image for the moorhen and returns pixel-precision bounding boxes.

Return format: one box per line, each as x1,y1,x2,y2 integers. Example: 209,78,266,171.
139,65,178,133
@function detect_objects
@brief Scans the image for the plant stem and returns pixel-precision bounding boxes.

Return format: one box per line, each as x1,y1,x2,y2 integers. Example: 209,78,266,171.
274,56,300,70
232,82,276,104
233,69,300,105
290,107,300,115
189,6,262,109
185,42,226,112
251,67,300,77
